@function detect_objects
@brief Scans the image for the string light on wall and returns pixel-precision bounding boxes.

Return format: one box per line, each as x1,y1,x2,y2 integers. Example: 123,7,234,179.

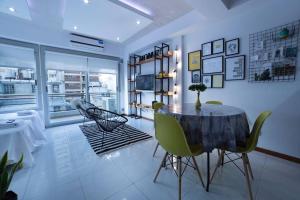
173,46,178,96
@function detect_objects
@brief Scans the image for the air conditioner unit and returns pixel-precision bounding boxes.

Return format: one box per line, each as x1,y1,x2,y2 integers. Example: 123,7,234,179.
70,33,104,52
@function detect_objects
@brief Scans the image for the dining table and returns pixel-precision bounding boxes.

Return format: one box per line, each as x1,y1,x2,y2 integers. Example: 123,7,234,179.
159,103,250,191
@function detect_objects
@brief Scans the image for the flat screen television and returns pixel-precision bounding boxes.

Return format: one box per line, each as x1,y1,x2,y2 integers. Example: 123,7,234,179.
136,74,154,90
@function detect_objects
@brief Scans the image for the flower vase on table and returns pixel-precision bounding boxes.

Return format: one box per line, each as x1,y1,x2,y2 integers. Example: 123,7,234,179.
188,83,207,110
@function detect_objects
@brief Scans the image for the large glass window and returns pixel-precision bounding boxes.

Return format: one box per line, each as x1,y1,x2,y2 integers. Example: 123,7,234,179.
44,51,119,125
88,57,118,113
45,52,87,123
88,73,117,112
0,43,37,112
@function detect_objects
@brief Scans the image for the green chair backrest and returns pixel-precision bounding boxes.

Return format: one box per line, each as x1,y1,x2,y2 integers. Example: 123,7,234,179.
246,111,272,152
154,113,192,157
206,101,223,105
153,102,164,112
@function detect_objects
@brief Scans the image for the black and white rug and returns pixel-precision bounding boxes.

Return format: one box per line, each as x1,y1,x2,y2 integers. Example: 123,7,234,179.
80,123,152,155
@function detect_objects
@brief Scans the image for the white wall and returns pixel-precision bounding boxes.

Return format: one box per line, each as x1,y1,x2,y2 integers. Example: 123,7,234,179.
125,0,300,158
0,13,124,57
183,0,300,158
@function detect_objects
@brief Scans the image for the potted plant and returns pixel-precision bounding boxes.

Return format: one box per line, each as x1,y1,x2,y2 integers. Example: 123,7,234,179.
188,83,207,110
0,151,23,200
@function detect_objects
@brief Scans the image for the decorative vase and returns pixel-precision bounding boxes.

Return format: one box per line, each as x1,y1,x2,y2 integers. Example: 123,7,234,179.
195,92,201,110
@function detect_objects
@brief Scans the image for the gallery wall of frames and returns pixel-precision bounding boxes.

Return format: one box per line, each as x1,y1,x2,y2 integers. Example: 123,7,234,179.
187,19,300,88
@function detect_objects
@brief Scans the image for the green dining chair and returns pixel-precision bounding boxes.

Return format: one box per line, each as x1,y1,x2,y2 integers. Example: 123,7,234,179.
210,111,272,200
152,102,164,157
153,113,205,200
205,100,223,105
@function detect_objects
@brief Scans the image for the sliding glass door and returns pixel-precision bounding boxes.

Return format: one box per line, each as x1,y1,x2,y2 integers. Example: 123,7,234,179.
44,51,88,124
0,40,40,113
41,47,120,126
88,57,118,113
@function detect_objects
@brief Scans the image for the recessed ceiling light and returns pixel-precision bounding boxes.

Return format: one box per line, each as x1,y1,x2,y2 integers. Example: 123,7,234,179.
83,0,89,4
73,26,78,30
136,20,141,25
9,7,15,12
117,37,120,41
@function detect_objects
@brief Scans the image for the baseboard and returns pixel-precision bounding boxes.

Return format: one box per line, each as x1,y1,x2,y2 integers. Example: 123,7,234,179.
255,147,300,164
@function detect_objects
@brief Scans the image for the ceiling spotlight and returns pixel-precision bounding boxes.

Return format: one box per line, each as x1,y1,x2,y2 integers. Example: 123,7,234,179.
83,0,89,4
136,20,141,25
9,7,15,12
117,37,120,41
73,26,78,30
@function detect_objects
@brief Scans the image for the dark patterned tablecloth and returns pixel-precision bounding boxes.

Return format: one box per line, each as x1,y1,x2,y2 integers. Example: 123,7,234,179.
159,103,250,152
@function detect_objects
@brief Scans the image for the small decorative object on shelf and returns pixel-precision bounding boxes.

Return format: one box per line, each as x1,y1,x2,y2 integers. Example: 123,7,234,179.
188,83,207,110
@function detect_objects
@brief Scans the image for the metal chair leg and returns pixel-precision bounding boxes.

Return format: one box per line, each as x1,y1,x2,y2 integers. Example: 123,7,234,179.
245,154,254,180
153,142,159,157
242,153,254,200
154,152,168,182
221,150,225,166
192,156,205,188
178,156,182,200
210,150,224,183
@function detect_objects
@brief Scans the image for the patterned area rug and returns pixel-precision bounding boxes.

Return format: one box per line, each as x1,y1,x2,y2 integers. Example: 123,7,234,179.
79,123,152,155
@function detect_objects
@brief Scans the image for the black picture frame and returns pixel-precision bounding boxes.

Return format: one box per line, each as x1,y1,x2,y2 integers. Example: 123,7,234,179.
202,75,212,88
191,70,201,83
188,50,202,71
212,38,225,55
201,42,212,57
225,55,246,81
202,56,224,74
212,74,224,88
225,38,240,56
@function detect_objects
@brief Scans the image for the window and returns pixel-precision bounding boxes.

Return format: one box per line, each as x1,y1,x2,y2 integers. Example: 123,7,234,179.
0,43,38,112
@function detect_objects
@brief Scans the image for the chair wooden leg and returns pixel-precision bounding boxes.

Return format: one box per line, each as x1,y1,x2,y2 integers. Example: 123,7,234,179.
245,154,254,180
210,150,224,183
152,142,159,157
178,156,182,200
192,156,205,188
242,153,254,200
154,152,168,182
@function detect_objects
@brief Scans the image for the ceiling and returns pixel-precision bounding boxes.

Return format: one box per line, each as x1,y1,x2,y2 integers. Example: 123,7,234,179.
0,0,31,20
63,0,152,42
0,0,253,44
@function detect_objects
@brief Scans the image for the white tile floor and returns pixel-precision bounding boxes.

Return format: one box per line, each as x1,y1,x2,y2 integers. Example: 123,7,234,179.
10,118,300,200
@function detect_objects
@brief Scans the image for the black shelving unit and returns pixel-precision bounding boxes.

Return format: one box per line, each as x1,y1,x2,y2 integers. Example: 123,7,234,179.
127,42,173,118
128,55,142,118
154,43,172,105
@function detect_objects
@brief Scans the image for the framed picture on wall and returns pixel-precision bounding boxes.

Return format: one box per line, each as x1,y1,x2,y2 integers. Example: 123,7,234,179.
225,55,245,80
201,42,212,57
188,50,202,71
191,70,201,83
202,56,223,74
225,38,240,56
212,38,224,54
212,74,224,88
202,75,212,88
